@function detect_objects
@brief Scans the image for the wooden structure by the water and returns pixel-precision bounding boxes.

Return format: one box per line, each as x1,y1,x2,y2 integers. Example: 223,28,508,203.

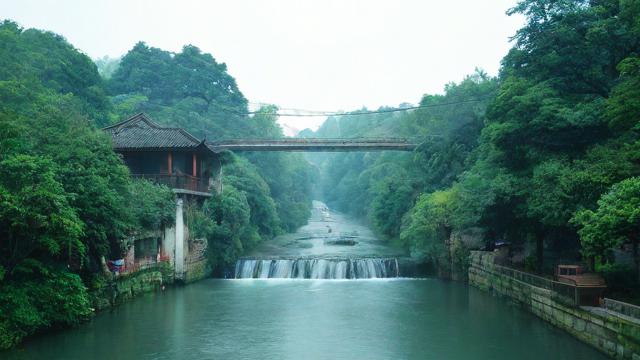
104,113,221,197
555,264,606,306
104,114,219,281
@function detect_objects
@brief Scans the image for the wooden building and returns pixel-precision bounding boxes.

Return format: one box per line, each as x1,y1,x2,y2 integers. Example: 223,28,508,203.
103,113,219,280
103,113,220,197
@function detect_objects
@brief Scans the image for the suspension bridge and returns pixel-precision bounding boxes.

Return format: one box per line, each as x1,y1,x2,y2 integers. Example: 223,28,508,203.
207,138,418,152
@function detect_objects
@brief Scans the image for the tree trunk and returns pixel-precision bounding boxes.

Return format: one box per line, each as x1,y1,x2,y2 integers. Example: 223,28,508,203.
588,256,596,273
632,234,640,283
445,227,453,278
536,231,544,274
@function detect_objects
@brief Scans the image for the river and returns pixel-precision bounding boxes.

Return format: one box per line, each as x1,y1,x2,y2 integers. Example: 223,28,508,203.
4,201,608,359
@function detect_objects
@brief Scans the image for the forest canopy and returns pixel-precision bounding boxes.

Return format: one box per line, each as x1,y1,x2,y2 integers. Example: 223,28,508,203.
308,0,640,293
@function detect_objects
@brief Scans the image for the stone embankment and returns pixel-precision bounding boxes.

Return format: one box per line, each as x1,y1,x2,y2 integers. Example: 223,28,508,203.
90,258,210,311
469,251,640,359
90,262,174,310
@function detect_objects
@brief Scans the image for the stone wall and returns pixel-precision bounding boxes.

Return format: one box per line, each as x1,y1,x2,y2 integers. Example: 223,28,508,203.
90,262,174,311
469,251,640,359
183,237,210,283
184,258,210,283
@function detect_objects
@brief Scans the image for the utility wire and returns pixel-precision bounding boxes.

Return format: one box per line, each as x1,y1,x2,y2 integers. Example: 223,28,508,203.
242,96,493,118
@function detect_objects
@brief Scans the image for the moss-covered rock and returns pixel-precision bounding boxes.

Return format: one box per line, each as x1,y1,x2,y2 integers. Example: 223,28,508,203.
89,262,175,310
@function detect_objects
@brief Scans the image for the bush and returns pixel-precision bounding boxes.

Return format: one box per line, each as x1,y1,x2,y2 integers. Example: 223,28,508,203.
0,264,91,349
597,263,640,302
524,255,538,273
128,179,175,232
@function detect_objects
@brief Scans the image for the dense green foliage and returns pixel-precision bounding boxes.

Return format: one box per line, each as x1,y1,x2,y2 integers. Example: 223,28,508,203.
311,0,640,286
108,42,250,139
573,177,640,278
0,21,111,126
189,187,260,273
0,23,313,348
0,265,91,349
310,71,497,245
106,44,314,269
0,21,176,348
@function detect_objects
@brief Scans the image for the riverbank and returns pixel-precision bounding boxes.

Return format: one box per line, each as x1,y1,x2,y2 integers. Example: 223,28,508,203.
90,258,209,311
469,251,640,359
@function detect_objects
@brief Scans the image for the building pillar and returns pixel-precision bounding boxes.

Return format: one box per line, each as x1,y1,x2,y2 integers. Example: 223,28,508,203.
175,197,185,280
168,152,173,175
163,225,175,265
192,153,197,177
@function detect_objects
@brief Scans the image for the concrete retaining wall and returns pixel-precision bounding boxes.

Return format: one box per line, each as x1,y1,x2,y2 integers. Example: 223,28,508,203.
469,251,640,359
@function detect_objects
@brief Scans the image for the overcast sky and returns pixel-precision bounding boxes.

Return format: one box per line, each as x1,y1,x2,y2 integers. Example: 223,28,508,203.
2,0,524,132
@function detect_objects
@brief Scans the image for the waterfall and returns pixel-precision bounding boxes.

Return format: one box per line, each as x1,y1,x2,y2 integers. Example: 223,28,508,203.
234,257,400,279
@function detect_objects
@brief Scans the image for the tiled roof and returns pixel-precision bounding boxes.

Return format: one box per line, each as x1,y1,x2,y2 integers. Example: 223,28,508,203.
103,113,205,150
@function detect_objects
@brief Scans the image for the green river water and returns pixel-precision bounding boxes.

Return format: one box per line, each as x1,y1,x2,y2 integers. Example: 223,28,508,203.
4,201,609,359
5,279,607,359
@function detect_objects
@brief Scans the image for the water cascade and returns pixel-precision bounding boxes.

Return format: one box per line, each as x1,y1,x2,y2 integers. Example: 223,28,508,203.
234,257,400,279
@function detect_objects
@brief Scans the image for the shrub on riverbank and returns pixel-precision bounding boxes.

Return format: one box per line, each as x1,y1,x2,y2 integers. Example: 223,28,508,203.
0,266,91,349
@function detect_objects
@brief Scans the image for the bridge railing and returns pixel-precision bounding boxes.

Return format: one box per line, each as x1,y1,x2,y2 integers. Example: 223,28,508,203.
209,137,414,145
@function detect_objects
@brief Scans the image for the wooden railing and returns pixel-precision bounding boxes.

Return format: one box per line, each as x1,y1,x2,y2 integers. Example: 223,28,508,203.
132,174,209,193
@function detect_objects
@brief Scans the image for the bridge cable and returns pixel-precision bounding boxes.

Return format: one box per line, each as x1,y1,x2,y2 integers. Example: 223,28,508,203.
239,95,494,118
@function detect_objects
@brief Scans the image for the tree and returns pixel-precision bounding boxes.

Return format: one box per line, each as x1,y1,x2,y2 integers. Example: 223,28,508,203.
127,179,175,232
400,190,456,267
607,56,640,132
199,186,260,273
370,175,414,239
0,20,112,126
572,177,640,280
224,157,280,238
0,155,83,275
0,155,91,349
0,265,91,349
108,42,250,139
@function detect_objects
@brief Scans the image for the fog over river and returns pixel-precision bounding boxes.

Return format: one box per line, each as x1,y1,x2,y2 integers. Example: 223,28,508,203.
244,200,406,258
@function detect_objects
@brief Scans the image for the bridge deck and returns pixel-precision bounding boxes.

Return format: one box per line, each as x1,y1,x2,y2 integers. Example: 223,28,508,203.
207,138,417,152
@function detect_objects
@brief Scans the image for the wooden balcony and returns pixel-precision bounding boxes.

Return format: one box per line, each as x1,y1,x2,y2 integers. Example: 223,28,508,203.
132,174,211,196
